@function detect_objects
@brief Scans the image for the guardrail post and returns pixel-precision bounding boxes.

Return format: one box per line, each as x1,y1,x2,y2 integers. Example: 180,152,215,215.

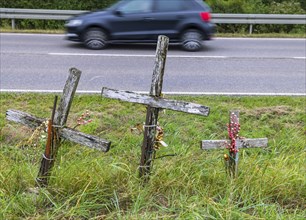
249,24,253,34
12,19,15,29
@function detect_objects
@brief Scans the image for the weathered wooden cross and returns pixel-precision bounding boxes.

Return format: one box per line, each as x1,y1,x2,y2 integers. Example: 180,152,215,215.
101,35,210,181
201,111,268,177
6,68,111,186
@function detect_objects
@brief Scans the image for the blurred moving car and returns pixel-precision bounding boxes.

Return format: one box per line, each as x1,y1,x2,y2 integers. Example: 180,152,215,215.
65,0,215,51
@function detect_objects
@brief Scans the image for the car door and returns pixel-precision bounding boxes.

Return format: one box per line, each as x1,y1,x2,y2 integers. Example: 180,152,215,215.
146,0,187,40
109,0,154,40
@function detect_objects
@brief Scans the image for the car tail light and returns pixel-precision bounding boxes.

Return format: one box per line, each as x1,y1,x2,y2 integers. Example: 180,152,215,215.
200,12,211,22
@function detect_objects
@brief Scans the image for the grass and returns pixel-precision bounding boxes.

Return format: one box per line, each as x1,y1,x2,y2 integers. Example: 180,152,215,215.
0,28,65,34
0,93,305,219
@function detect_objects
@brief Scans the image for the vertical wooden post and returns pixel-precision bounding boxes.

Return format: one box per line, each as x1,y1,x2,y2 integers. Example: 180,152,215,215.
228,111,239,178
36,68,81,186
139,36,169,180
54,68,81,126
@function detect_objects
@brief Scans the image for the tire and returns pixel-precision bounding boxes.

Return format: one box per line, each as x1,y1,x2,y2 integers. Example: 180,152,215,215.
181,29,203,52
83,28,108,50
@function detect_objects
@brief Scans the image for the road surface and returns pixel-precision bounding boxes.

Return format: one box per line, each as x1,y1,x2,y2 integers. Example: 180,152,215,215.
0,33,305,95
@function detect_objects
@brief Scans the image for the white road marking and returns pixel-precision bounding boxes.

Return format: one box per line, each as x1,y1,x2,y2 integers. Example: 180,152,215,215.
49,53,154,57
48,52,306,60
48,53,227,59
0,89,305,96
0,33,64,37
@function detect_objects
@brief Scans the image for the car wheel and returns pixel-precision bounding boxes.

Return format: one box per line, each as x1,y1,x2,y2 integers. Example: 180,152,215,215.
83,28,108,50
181,29,203,52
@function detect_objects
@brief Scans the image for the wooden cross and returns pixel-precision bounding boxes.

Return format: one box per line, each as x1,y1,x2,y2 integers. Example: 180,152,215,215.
101,35,210,181
6,68,111,186
201,111,268,177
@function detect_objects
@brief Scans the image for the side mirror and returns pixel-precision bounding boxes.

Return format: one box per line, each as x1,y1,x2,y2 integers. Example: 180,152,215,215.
114,10,123,16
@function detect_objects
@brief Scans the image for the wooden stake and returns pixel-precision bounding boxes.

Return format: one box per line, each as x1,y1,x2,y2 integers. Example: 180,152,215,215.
36,96,58,186
139,35,169,180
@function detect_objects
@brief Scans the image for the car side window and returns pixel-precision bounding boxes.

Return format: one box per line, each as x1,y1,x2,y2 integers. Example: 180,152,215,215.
156,0,185,12
119,0,153,14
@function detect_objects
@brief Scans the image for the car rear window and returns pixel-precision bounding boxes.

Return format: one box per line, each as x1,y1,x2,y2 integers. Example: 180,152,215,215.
193,0,210,10
118,0,153,13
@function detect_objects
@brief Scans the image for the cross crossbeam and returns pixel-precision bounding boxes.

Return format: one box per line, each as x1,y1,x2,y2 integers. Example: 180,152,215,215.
201,138,268,150
102,87,210,116
6,109,110,151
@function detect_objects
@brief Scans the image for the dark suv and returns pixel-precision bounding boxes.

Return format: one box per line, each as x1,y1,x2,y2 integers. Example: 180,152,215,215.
65,0,215,51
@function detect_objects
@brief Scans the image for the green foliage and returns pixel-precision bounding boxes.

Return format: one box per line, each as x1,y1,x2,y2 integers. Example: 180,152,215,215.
206,0,305,34
261,0,306,10
0,93,305,219
252,0,306,33
0,0,118,30
207,0,266,13
0,0,118,10
207,0,305,14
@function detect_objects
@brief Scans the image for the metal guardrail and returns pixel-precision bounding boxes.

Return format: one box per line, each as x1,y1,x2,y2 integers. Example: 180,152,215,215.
212,13,306,24
0,8,87,29
0,8,86,20
1,8,306,34
212,13,306,34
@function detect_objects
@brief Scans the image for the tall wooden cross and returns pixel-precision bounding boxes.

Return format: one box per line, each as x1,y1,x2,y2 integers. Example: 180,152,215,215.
6,68,111,186
201,111,268,177
101,35,210,181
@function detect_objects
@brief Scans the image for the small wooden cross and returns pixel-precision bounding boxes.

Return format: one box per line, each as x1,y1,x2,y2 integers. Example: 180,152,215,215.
6,68,111,186
201,111,268,177
101,35,210,182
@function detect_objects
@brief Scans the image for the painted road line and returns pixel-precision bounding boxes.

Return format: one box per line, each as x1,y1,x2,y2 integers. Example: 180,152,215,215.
1,89,305,96
0,33,64,37
48,53,227,59
293,57,306,59
48,53,306,60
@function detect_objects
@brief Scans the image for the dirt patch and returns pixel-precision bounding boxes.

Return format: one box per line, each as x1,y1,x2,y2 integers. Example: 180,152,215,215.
244,106,292,118
1,124,33,145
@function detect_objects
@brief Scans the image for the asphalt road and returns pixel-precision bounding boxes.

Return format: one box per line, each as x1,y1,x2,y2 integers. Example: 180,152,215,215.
0,33,305,95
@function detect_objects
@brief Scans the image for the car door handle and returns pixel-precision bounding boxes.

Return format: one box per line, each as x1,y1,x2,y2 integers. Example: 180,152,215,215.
144,17,154,21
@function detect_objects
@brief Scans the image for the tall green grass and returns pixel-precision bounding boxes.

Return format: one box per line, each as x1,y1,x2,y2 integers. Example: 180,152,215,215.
0,93,305,219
